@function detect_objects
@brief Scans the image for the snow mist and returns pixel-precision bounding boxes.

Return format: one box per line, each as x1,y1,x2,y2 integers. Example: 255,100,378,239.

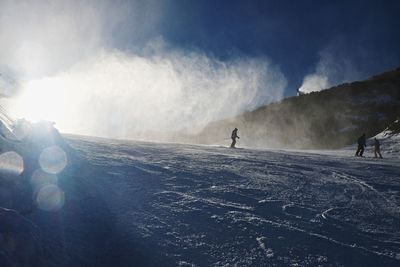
298,42,363,94
6,49,286,139
0,1,286,141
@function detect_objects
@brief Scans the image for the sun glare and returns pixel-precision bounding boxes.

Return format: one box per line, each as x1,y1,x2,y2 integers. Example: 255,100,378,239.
9,78,67,123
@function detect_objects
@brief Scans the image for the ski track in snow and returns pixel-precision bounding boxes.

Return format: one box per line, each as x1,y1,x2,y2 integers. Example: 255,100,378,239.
42,135,400,266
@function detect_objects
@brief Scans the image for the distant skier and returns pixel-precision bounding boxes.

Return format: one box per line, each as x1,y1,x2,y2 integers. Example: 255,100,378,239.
373,138,383,158
230,128,240,148
355,133,366,157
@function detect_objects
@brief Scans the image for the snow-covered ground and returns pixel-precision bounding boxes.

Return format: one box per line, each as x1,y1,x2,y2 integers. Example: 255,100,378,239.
373,129,400,158
302,131,400,160
25,134,398,266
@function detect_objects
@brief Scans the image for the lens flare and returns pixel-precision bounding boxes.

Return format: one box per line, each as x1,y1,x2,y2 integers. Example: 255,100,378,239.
0,151,24,176
30,169,57,193
39,146,67,174
36,184,65,212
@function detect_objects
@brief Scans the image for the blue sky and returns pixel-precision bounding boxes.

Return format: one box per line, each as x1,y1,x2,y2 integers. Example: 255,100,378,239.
108,0,400,96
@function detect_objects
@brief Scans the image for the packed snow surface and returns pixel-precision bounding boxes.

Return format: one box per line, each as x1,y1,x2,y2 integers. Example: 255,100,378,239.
38,135,400,266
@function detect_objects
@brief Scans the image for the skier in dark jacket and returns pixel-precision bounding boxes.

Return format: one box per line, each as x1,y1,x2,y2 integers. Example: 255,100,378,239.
355,133,366,157
374,138,383,158
230,128,240,148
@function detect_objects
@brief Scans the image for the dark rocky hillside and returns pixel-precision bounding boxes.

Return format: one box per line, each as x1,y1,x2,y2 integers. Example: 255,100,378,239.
189,68,400,149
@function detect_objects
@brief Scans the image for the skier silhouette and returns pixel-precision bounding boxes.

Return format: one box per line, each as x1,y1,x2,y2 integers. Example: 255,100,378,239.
355,133,366,157
230,128,240,148
373,138,383,158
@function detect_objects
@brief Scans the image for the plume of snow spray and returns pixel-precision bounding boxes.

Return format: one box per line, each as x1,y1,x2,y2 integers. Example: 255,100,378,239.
298,42,363,94
6,48,286,139
0,0,286,140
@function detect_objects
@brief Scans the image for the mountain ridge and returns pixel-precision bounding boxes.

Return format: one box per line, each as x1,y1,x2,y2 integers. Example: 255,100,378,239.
181,67,400,149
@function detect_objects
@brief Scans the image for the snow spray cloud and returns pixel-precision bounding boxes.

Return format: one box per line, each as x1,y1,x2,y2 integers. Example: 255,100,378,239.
6,47,286,139
0,0,106,83
0,1,286,139
298,42,363,94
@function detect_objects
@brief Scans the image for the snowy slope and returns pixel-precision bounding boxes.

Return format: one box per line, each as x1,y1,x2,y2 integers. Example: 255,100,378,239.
1,125,399,266
335,121,400,159
373,120,400,158
23,134,398,267
374,133,400,158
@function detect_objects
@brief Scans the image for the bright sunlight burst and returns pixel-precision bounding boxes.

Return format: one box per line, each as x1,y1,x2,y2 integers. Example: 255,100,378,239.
8,77,69,124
